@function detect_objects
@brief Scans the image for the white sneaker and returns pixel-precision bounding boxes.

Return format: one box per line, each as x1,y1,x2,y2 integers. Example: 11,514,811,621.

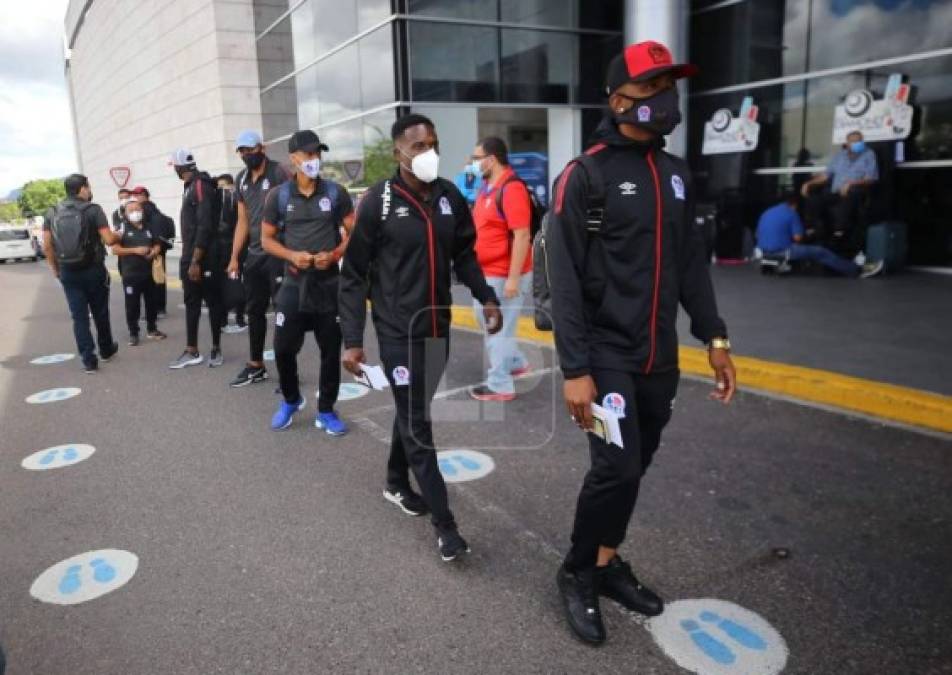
853,251,867,266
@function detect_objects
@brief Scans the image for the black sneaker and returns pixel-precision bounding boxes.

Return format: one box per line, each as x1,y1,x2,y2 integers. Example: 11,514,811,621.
557,564,606,645
83,361,98,374
100,342,119,362
128,335,140,347
595,556,663,617
383,487,428,516
230,365,269,387
436,526,470,562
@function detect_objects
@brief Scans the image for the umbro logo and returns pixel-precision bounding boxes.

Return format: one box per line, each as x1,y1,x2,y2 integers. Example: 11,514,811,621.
396,206,410,218
619,182,638,196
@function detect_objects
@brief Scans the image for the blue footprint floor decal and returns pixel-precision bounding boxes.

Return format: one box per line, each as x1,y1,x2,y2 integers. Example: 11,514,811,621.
681,611,769,664
57,559,118,595
90,558,116,583
451,455,480,471
39,450,59,465
58,565,82,595
438,458,457,476
701,610,767,650
681,619,736,665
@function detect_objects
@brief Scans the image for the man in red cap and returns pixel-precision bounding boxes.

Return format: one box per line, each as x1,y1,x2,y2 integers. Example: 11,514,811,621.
547,41,737,645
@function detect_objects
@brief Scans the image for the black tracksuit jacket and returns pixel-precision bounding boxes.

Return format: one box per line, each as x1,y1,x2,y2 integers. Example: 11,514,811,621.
547,118,727,379
339,171,498,347
178,171,221,267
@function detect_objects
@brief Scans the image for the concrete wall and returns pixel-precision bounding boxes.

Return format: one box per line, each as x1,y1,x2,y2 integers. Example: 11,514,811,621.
65,0,262,223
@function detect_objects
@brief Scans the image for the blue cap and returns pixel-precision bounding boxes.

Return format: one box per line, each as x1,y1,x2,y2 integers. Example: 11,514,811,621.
235,130,263,150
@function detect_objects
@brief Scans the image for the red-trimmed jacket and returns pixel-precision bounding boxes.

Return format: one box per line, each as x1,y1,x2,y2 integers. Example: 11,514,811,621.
547,119,726,378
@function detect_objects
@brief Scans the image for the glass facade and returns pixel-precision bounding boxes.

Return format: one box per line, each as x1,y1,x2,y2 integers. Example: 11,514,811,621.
688,0,952,266
253,0,621,189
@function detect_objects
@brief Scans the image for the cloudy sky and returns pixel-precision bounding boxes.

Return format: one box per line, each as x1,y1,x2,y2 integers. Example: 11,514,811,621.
0,0,74,198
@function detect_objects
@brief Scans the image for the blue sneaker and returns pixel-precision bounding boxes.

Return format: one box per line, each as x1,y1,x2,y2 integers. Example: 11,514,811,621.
315,411,347,436
271,396,306,431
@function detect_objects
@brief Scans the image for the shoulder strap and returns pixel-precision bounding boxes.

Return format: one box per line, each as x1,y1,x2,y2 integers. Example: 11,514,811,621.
274,181,292,230
493,175,524,221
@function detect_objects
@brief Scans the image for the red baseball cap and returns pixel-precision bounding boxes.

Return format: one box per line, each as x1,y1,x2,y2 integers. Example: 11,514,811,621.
130,185,149,196
605,41,699,94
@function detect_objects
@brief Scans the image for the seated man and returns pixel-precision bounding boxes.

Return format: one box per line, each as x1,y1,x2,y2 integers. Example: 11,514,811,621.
756,193,882,278
800,130,878,252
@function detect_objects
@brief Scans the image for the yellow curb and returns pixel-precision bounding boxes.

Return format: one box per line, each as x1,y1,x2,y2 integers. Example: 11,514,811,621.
450,306,952,434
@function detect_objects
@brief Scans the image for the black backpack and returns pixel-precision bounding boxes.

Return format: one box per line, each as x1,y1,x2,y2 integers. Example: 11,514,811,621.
532,154,605,331
50,201,94,268
493,174,544,240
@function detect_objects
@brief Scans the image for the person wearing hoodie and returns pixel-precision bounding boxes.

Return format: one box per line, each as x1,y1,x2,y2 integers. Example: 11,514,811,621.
168,148,225,369
547,41,737,646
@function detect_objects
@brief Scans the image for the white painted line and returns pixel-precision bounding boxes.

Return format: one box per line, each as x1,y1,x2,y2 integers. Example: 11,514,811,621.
25,388,81,404
437,449,495,483
30,353,75,365
30,549,139,605
647,598,788,675
22,444,95,471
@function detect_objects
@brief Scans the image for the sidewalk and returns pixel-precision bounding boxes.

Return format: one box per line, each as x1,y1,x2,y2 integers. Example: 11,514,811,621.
453,263,952,433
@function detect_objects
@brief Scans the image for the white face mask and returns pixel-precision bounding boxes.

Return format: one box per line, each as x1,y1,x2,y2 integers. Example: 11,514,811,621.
470,160,483,176
128,210,143,224
410,148,440,183
299,157,321,179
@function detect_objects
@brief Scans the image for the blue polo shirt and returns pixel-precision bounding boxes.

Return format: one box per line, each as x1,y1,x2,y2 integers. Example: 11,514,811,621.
827,148,878,192
756,203,804,253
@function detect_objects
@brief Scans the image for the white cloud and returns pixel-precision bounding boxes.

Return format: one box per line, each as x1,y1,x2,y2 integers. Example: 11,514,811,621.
0,0,75,197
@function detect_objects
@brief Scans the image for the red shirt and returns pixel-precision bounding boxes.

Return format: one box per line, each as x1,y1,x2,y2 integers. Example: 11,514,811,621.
472,168,533,277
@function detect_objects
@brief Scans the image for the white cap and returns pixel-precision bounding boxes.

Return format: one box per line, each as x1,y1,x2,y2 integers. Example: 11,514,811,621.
169,148,195,167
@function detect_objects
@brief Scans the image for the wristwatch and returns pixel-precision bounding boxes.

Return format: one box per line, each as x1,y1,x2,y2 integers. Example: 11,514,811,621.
709,337,731,351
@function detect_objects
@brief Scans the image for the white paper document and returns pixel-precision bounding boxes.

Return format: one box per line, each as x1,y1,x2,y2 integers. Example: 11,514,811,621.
589,403,624,448
355,364,389,390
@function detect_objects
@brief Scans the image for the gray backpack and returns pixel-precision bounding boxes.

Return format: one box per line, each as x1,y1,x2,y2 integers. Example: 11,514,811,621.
50,201,93,267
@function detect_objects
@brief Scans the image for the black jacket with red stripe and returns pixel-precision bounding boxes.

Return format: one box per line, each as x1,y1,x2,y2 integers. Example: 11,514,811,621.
339,171,498,347
178,171,221,267
547,118,727,379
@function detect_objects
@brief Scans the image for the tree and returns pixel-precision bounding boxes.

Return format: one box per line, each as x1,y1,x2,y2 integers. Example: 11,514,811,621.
0,201,22,223
18,179,66,217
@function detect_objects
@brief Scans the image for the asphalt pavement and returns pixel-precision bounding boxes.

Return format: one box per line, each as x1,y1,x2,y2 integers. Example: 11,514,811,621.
1,259,950,675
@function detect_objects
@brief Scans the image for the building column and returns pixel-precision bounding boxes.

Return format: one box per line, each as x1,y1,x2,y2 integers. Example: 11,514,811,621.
548,108,581,200
624,0,690,157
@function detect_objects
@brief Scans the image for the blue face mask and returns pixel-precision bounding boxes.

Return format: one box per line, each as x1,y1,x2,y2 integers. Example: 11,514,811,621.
849,141,866,154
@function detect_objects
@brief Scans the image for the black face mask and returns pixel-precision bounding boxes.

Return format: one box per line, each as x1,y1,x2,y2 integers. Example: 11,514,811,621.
242,151,265,170
613,86,681,136
175,166,190,180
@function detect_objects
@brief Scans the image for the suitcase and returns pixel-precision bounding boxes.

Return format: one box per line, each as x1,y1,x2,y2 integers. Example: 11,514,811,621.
866,222,907,273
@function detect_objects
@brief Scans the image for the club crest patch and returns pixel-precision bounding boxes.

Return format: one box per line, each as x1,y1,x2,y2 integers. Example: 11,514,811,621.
319,197,331,212
392,366,410,386
603,392,626,419
439,196,453,215
638,105,652,122
671,175,685,200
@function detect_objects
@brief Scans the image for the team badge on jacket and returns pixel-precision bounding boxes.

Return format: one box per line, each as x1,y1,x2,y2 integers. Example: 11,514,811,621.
319,197,331,212
439,196,453,215
392,366,410,386
602,392,627,419
671,175,685,200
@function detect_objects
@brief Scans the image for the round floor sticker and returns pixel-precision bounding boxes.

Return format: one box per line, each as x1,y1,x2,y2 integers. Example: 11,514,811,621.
437,450,495,483
30,549,139,605
26,388,81,404
22,444,96,471
316,383,369,402
30,353,75,365
647,598,788,675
